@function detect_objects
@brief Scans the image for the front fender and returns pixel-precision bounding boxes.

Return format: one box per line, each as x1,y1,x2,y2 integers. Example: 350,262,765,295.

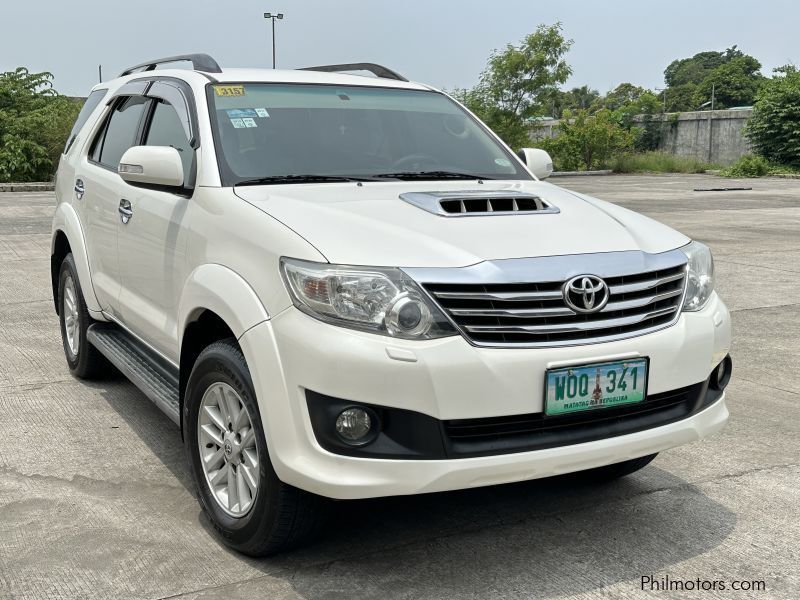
51,202,102,314
178,264,270,346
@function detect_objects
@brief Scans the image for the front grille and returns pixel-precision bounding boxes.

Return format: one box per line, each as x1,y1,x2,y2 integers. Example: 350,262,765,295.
424,264,687,347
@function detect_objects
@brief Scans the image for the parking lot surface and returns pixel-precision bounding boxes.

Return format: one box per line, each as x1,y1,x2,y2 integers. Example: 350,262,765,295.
0,174,798,599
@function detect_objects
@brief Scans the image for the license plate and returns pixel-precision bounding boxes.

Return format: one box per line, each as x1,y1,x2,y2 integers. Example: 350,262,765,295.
544,358,648,416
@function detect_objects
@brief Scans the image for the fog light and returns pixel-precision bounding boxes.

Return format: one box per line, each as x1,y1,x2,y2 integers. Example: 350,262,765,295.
710,355,733,391
335,407,375,445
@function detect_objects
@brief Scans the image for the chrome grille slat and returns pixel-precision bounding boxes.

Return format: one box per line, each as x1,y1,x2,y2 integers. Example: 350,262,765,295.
608,271,685,294
450,306,576,318
602,288,684,312
420,257,687,347
434,290,563,301
463,306,676,334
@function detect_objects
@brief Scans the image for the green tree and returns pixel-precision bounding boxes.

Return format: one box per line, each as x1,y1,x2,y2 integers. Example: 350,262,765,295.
0,68,81,182
744,65,800,167
601,83,648,111
663,83,698,112
662,46,762,111
536,109,633,171
550,85,600,117
692,56,764,109
456,23,573,149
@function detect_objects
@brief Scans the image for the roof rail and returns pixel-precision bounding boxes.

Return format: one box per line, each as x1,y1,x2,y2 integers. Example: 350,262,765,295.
119,53,222,77
299,62,408,82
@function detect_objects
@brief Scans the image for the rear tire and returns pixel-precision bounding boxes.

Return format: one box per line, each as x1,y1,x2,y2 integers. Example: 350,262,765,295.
184,339,326,556
57,253,107,379
570,453,658,483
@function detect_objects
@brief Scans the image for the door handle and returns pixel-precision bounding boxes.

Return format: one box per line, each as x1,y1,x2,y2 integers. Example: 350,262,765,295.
74,179,85,200
119,199,133,224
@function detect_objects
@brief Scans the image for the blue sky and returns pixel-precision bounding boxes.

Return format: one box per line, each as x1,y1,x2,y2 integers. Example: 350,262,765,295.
2,0,797,96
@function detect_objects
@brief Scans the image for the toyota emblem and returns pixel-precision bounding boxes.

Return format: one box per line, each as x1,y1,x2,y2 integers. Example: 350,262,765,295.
563,275,610,313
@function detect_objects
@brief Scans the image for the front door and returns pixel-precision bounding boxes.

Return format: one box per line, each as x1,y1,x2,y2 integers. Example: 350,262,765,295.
117,98,194,361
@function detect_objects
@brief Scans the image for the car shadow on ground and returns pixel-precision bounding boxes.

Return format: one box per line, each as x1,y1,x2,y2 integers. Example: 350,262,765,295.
96,379,736,598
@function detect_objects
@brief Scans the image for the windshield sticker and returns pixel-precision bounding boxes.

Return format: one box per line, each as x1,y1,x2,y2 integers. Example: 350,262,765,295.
255,108,270,118
242,118,258,128
230,118,246,129
494,158,512,167
214,85,246,97
226,108,258,119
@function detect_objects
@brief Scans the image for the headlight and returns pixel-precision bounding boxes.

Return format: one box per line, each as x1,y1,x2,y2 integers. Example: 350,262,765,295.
681,240,714,311
280,258,456,339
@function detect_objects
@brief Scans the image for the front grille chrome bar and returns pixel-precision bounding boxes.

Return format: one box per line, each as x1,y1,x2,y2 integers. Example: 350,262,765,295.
463,306,677,335
450,306,576,318
608,271,685,295
433,289,564,302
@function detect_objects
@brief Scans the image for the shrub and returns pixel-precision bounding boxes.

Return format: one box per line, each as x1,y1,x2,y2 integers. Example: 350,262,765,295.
719,155,771,177
719,155,800,177
535,109,633,171
744,65,800,167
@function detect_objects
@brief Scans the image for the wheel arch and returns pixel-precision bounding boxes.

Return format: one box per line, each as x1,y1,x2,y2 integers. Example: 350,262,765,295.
51,202,101,314
177,264,270,432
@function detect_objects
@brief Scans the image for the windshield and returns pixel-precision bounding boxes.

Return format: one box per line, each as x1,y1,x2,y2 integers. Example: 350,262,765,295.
207,83,531,185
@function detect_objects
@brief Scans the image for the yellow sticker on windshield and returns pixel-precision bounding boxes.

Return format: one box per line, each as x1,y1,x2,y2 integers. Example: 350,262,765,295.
214,85,246,97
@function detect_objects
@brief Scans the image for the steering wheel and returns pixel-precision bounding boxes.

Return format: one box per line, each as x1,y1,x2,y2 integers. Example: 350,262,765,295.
391,154,439,171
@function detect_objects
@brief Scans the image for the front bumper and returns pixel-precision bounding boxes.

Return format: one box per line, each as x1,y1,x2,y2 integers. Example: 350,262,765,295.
238,293,731,499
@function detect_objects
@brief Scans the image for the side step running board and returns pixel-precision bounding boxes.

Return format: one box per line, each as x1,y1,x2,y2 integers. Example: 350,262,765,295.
87,323,180,426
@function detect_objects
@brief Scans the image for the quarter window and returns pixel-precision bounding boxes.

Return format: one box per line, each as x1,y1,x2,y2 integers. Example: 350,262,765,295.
64,89,107,154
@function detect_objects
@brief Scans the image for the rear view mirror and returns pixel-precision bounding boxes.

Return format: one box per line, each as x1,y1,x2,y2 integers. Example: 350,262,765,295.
517,148,554,180
118,146,184,188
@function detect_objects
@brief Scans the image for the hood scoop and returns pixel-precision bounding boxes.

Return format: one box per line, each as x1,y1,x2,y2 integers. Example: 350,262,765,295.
399,190,559,217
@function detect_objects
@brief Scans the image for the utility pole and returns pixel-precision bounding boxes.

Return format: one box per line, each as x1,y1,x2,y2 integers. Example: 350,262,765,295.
655,87,668,151
263,12,284,69
98,65,103,83
708,84,716,163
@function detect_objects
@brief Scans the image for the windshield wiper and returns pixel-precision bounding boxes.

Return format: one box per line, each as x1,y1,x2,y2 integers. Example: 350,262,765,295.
235,174,374,186
373,170,494,181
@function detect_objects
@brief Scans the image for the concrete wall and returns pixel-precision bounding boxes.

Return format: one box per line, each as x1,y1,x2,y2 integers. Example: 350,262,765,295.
657,109,751,165
529,108,753,166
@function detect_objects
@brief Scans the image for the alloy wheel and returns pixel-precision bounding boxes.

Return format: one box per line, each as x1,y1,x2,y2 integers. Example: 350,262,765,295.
198,382,260,517
63,275,80,357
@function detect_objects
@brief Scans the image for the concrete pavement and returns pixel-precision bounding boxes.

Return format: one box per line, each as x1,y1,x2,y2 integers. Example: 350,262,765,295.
0,174,798,599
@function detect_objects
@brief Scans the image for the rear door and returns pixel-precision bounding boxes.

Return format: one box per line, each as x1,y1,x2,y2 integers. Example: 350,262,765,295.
116,87,196,360
81,94,150,315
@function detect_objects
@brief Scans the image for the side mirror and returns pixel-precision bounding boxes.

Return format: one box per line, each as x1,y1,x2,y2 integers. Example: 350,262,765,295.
517,148,554,179
118,146,184,188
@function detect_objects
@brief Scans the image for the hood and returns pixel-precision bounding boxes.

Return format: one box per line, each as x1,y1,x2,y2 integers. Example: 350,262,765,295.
234,180,689,267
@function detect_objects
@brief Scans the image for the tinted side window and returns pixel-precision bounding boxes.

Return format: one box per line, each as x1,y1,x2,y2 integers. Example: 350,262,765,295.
145,101,192,183
96,96,149,169
64,89,107,154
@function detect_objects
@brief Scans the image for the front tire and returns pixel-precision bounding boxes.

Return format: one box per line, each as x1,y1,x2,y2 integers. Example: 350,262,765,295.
184,339,326,556
57,253,107,379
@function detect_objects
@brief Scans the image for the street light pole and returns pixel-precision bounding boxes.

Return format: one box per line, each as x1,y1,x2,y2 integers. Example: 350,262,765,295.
263,12,284,69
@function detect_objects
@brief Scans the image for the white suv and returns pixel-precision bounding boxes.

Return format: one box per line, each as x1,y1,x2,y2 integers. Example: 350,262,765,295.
52,54,732,555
